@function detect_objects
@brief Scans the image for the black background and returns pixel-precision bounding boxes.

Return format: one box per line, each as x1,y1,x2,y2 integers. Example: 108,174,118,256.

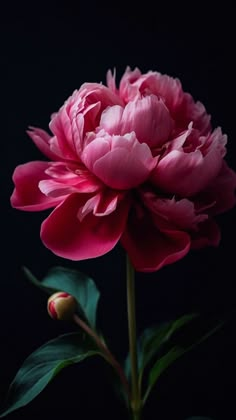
1,1,236,419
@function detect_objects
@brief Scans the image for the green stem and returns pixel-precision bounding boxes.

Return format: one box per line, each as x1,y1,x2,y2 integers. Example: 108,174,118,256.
126,255,142,420
73,314,131,400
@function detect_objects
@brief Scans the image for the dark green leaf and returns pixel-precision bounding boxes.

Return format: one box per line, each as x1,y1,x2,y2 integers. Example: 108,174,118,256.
143,318,224,404
145,345,186,400
139,314,197,373
125,314,197,383
0,333,101,418
24,266,100,328
22,266,54,295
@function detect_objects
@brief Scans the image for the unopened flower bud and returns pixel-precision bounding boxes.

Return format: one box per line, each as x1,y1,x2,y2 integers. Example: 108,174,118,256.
47,292,77,320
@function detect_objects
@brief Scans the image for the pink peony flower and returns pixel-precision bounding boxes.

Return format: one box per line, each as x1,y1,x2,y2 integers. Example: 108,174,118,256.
11,67,236,272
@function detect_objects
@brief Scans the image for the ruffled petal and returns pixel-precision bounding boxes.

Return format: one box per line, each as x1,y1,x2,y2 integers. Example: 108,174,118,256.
82,136,111,169
27,127,59,160
38,162,102,198
82,132,156,190
121,95,173,147
118,68,212,135
77,189,123,220
93,135,156,189
152,130,225,197
140,73,183,112
10,162,61,210
49,108,79,161
100,96,173,148
106,68,119,96
119,66,142,102
100,105,124,135
38,180,78,197
78,82,123,107
178,94,212,135
191,219,221,249
142,192,208,231
195,161,236,215
121,207,190,272
41,193,130,260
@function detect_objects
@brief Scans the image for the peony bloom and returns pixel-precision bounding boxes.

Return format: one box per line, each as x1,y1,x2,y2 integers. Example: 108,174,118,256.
11,67,236,272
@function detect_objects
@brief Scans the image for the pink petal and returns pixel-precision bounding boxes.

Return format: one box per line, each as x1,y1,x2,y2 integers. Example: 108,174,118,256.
191,100,211,135
82,101,102,134
195,161,236,215
118,68,212,135
78,82,123,107
39,162,102,198
48,136,65,160
10,162,61,211
44,162,81,181
41,193,130,260
152,132,224,197
121,207,190,272
38,180,80,198
178,94,212,135
142,193,208,231
27,127,59,160
119,66,142,102
152,149,202,196
49,107,79,161
121,95,173,147
82,136,111,169
71,112,85,156
140,72,211,136
191,219,221,249
44,162,102,191
119,69,183,110
100,96,173,148
93,148,150,189
100,105,124,135
92,134,156,189
167,123,193,152
139,72,183,110
106,68,119,96
77,189,123,221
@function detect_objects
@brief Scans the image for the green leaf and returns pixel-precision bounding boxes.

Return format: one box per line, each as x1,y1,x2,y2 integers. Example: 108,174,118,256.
139,314,197,373
0,332,101,418
24,266,100,329
125,314,197,385
22,267,54,295
143,317,224,404
145,345,186,400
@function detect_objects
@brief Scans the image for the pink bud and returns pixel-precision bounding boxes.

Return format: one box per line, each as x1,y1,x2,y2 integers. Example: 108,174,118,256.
47,292,77,320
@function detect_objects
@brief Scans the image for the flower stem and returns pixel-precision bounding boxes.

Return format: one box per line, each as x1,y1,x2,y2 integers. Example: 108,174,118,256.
73,314,131,400
126,255,142,420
